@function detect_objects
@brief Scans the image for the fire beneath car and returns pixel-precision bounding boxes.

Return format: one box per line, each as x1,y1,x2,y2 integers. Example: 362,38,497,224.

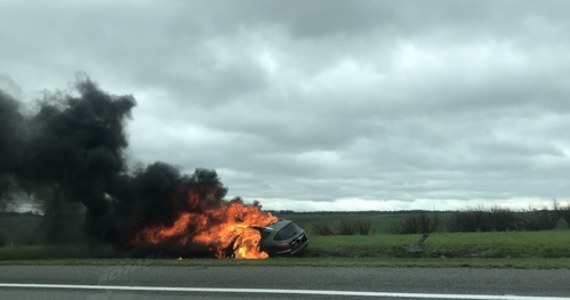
132,199,278,259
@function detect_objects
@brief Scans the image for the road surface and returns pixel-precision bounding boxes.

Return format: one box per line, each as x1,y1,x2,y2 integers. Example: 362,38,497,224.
1,265,569,299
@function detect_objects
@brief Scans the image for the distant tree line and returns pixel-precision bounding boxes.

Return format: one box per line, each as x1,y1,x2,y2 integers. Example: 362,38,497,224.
391,204,570,234
304,203,570,236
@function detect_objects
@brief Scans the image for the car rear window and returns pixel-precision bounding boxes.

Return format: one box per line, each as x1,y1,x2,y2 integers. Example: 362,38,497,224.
260,228,272,241
274,222,301,241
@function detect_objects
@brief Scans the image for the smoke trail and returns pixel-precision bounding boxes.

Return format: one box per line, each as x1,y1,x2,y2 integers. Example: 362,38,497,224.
99,164,228,249
0,77,136,242
0,90,26,210
0,76,250,254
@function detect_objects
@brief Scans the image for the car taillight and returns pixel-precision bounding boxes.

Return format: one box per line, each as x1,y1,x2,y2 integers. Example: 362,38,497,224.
273,243,290,251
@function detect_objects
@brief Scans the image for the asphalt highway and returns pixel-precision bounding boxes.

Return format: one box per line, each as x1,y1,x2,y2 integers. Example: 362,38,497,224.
1,265,569,299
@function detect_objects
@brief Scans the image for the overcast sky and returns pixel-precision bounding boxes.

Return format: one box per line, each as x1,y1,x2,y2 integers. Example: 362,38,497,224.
2,0,570,211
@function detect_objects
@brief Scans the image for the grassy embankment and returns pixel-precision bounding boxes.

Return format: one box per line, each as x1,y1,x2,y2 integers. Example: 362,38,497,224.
1,211,569,268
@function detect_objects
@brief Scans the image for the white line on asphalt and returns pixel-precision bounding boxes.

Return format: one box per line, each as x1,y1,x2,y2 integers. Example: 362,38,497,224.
0,283,569,300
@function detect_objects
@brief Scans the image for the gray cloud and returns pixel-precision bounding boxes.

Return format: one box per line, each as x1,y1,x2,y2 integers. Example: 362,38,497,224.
2,0,570,211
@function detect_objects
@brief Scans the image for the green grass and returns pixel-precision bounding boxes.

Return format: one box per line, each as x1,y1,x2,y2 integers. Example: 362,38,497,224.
1,212,569,268
1,257,570,269
1,231,569,268
305,231,570,259
426,231,570,258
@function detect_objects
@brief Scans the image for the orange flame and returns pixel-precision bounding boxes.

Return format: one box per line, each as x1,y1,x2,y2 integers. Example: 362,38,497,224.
133,199,277,259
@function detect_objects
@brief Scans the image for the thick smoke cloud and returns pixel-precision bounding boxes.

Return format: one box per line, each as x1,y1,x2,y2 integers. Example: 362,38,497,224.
0,90,25,208
99,164,228,247
0,77,229,249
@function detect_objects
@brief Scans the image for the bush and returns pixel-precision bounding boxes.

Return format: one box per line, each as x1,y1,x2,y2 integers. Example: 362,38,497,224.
337,220,356,235
560,205,570,228
311,222,335,236
489,208,518,231
447,209,492,232
446,207,564,233
520,210,560,231
312,220,372,236
392,213,439,234
356,219,372,235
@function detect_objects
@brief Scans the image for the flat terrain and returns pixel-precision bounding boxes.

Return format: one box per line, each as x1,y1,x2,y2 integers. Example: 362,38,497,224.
1,211,570,269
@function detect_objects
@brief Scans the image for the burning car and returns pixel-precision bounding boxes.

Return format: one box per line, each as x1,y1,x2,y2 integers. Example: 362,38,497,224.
254,219,308,256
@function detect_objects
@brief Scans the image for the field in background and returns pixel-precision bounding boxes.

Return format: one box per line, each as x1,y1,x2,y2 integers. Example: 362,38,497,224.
277,210,569,235
276,211,438,235
277,211,570,260
1,211,569,267
306,231,570,259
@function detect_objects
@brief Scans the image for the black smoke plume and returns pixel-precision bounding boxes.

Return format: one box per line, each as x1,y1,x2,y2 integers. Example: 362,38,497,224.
0,90,25,208
0,76,230,250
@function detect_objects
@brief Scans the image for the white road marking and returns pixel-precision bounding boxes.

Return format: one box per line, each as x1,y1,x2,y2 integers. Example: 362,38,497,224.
0,283,569,299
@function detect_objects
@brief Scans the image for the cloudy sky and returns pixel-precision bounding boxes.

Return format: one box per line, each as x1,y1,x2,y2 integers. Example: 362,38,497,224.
1,0,570,211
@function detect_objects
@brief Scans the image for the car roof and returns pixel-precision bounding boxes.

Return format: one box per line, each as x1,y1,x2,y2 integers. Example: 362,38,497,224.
266,219,292,232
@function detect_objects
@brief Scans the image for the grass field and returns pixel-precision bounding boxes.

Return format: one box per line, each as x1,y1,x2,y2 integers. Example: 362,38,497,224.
305,231,570,259
1,231,569,268
277,211,423,234
2,256,570,269
1,211,569,268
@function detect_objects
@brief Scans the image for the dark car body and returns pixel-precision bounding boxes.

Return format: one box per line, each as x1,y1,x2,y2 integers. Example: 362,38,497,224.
255,219,308,256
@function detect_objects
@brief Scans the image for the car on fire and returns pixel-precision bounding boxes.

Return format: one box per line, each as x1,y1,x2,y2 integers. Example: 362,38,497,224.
254,219,308,256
